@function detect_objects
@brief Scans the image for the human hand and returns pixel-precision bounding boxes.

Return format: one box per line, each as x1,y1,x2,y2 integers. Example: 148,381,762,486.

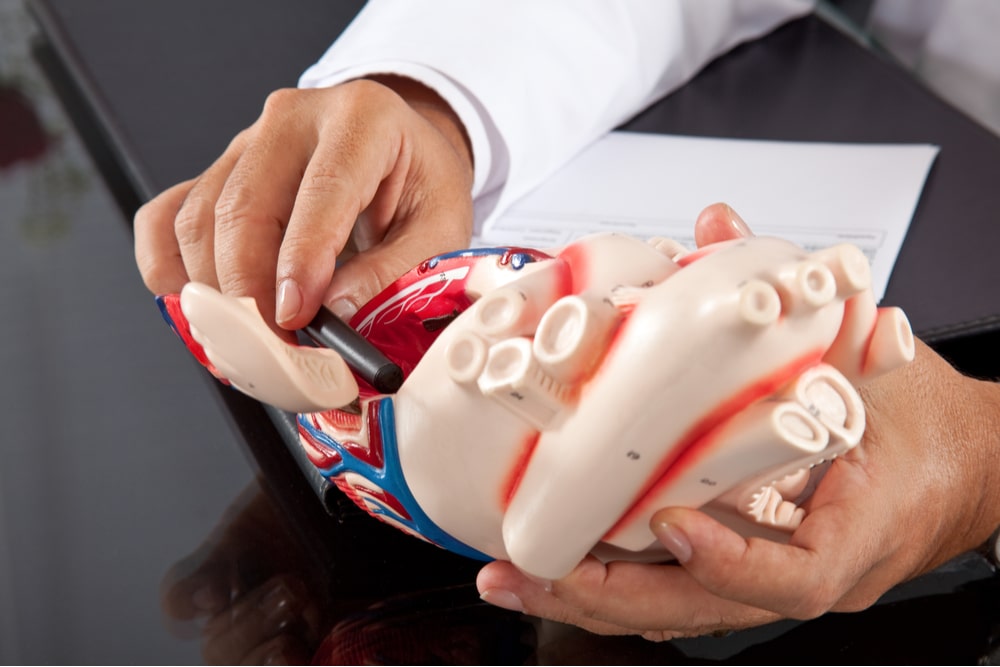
476,203,1000,640
161,484,326,664
135,76,474,337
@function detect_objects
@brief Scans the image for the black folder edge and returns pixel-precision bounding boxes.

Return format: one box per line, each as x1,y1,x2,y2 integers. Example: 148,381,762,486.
28,0,157,211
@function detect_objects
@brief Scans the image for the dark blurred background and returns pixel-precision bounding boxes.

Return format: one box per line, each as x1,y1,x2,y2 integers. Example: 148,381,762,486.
0,0,255,662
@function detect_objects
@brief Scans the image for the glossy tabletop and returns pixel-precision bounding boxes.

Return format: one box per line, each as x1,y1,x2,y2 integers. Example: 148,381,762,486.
3,0,1000,663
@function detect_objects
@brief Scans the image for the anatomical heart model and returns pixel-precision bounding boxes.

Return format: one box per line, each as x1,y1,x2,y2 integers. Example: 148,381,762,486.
158,232,914,579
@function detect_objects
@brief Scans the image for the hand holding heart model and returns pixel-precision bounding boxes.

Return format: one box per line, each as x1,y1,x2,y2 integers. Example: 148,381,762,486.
158,231,914,580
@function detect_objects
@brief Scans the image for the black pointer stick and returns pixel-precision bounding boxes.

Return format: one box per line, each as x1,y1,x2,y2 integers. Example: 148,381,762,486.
302,308,404,394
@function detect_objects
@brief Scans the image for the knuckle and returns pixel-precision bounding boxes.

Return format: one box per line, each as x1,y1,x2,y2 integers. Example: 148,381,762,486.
215,264,265,299
135,253,175,293
173,195,214,248
132,199,156,228
339,78,395,107
366,254,415,297
261,87,303,117
833,587,882,613
134,189,181,233
788,581,840,620
322,81,400,138
695,555,745,592
213,193,284,241
213,188,256,233
224,127,253,154
298,167,360,206
134,203,185,294
276,233,320,267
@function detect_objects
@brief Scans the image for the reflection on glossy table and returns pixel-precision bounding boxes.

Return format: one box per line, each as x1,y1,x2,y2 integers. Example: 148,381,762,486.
0,1,252,662
3,0,1000,663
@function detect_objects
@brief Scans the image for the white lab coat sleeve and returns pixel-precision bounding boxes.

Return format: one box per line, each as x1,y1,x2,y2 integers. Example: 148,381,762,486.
299,0,812,233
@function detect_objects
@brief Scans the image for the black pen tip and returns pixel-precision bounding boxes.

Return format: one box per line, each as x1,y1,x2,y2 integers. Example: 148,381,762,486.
372,363,404,394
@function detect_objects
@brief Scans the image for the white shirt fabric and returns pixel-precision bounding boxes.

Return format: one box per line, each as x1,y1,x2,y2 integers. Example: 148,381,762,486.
300,0,812,232
867,0,1000,137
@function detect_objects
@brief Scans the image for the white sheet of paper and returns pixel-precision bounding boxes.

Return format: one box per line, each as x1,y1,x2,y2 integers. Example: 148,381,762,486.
477,131,939,302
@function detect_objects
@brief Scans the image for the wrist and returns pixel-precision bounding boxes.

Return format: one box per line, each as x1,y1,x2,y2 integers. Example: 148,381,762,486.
930,362,1000,566
969,377,1000,555
872,341,1000,574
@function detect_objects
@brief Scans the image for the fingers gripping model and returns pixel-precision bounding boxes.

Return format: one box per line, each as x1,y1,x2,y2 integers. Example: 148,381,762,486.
158,231,914,580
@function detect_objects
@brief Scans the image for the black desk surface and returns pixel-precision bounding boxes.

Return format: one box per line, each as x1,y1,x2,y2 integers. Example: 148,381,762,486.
7,0,1000,663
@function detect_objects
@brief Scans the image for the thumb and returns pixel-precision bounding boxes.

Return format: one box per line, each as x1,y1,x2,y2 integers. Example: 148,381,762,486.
650,506,833,619
693,202,754,247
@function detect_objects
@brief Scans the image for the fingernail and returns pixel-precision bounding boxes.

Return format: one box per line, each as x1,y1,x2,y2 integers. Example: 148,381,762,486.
328,297,358,321
652,521,693,563
261,581,301,626
725,204,753,238
276,278,302,325
480,588,524,613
